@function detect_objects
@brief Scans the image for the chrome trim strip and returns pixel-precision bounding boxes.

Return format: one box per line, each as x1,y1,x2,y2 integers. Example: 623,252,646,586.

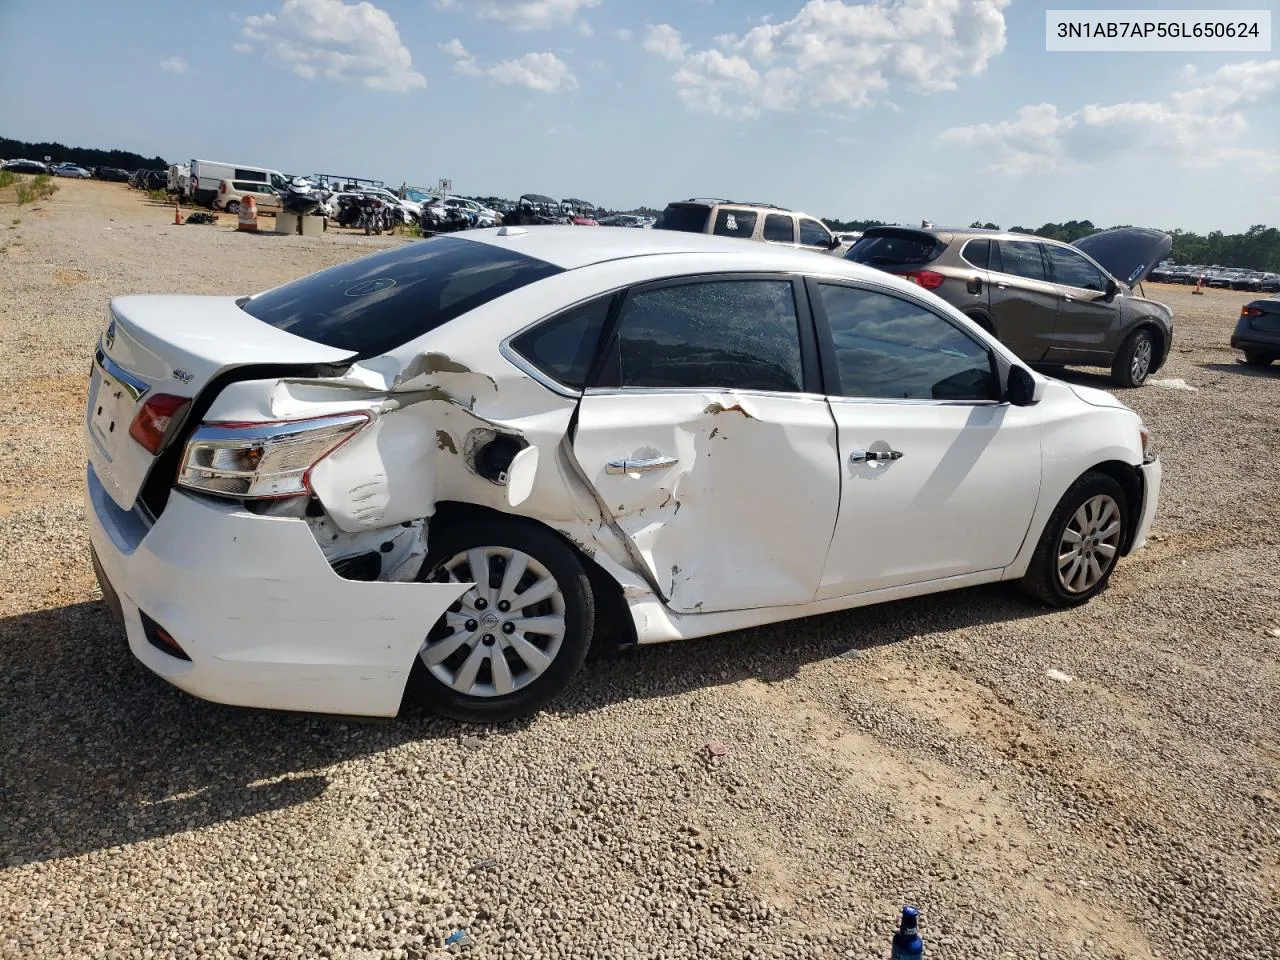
497,341,582,399
94,346,151,402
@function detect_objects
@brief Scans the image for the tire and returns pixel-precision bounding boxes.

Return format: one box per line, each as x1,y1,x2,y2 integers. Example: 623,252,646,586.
1020,471,1129,608
1242,350,1276,368
225,200,240,215
1110,327,1157,387
407,518,595,722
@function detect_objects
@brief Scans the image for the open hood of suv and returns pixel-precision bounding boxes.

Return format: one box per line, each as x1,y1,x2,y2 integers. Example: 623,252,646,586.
1073,228,1172,288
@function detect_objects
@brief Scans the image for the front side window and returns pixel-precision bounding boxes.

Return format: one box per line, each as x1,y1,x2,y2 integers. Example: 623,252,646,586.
817,284,997,402
763,214,794,243
241,236,563,358
713,209,758,238
510,297,612,390
798,218,831,248
996,241,1047,281
1044,245,1106,291
606,279,804,393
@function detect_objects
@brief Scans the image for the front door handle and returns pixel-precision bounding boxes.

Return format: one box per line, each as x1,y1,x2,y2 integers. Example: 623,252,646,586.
849,449,903,464
607,455,679,475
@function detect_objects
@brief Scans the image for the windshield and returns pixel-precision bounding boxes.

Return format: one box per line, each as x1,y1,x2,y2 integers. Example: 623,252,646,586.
240,236,564,358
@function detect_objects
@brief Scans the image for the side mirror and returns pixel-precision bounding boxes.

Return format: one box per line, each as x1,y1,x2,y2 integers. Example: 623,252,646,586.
1103,277,1119,300
1006,365,1041,406
828,235,842,250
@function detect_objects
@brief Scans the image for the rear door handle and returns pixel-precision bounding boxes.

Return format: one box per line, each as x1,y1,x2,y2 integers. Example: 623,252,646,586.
606,456,678,475
850,449,903,464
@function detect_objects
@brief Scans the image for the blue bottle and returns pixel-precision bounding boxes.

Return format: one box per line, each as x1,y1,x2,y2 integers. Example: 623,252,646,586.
891,905,923,959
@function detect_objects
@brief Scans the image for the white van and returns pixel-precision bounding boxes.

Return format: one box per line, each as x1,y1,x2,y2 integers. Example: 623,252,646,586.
167,163,190,196
189,159,287,206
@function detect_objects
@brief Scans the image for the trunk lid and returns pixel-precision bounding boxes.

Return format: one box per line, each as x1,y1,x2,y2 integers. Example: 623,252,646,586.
1072,228,1173,288
87,295,355,512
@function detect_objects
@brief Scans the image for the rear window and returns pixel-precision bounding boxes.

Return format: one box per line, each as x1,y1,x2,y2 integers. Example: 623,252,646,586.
659,204,711,233
240,236,563,358
845,230,943,267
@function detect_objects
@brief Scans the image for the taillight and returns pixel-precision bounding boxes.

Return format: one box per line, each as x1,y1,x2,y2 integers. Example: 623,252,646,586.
1241,305,1262,317
129,394,191,454
176,412,371,500
900,270,946,290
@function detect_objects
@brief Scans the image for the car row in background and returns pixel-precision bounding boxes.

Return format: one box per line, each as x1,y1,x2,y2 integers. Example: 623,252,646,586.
1150,263,1280,291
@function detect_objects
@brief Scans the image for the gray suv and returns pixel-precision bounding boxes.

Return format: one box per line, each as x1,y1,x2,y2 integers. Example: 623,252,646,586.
845,226,1174,387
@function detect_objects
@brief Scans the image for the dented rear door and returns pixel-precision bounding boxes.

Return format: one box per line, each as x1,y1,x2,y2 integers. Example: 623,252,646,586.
570,275,840,614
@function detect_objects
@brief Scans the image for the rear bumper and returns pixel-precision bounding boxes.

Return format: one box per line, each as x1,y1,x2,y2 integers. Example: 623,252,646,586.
1130,456,1162,553
1229,318,1280,352
86,464,467,717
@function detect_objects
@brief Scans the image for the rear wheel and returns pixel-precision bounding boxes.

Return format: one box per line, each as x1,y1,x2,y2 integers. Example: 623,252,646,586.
1110,328,1156,387
408,519,594,723
1020,471,1128,607
1243,350,1277,368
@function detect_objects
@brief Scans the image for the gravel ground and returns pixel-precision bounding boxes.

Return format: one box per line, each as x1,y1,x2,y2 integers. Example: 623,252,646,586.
1,180,1277,960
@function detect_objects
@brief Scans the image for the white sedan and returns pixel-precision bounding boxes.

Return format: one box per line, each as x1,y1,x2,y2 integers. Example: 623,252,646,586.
85,228,1161,721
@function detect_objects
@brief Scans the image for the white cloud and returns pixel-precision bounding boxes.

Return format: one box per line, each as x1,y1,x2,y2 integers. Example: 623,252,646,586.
442,41,576,91
488,52,577,91
643,23,688,62
612,27,633,41
159,56,188,73
651,0,1010,118
434,0,600,30
941,59,1280,174
241,0,425,92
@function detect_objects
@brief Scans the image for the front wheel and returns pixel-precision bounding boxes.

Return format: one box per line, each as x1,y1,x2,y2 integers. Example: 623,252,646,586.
1243,350,1276,368
408,519,595,722
1110,328,1156,388
1020,471,1128,608
225,200,240,215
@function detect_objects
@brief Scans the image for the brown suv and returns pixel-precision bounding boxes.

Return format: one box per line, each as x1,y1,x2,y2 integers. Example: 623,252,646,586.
845,226,1174,387
657,198,846,256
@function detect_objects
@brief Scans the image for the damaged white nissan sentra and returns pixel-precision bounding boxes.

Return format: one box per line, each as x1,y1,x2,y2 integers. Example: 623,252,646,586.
86,227,1161,722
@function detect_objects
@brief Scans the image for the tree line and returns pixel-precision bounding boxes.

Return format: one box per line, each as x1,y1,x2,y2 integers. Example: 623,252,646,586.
1,137,167,172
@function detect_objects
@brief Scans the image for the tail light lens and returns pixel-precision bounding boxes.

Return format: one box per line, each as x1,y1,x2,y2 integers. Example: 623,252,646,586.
899,270,946,290
1241,305,1262,317
177,412,371,500
129,394,191,454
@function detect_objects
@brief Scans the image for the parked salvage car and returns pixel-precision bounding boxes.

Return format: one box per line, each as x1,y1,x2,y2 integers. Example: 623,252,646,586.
1231,295,1280,367
52,163,92,179
657,198,845,256
844,226,1174,387
85,228,1162,722
2,158,50,174
93,166,133,183
213,178,282,215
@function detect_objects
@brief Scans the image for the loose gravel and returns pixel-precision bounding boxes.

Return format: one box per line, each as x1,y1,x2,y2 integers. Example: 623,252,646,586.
1,180,1277,959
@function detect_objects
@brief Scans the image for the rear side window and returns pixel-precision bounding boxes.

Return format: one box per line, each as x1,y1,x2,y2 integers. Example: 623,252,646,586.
763,214,794,243
845,230,942,266
714,209,758,238
659,204,711,233
605,279,803,393
961,238,990,269
510,297,612,390
241,236,563,358
996,240,1046,281
234,169,266,183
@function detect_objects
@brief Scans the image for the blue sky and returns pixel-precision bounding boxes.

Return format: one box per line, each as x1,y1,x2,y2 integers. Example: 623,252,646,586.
1,0,1276,232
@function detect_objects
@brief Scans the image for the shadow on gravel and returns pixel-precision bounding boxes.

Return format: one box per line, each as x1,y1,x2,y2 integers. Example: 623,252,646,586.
1199,361,1280,380
0,583,1050,868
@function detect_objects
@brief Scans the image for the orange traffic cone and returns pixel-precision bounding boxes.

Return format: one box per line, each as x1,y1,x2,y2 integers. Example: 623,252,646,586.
1192,275,1204,295
174,197,183,225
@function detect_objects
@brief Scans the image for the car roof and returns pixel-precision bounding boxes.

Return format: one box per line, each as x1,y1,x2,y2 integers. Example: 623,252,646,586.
459,224,867,273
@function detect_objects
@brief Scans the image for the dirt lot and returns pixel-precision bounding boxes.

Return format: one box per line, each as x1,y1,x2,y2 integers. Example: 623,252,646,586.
1,179,1277,960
